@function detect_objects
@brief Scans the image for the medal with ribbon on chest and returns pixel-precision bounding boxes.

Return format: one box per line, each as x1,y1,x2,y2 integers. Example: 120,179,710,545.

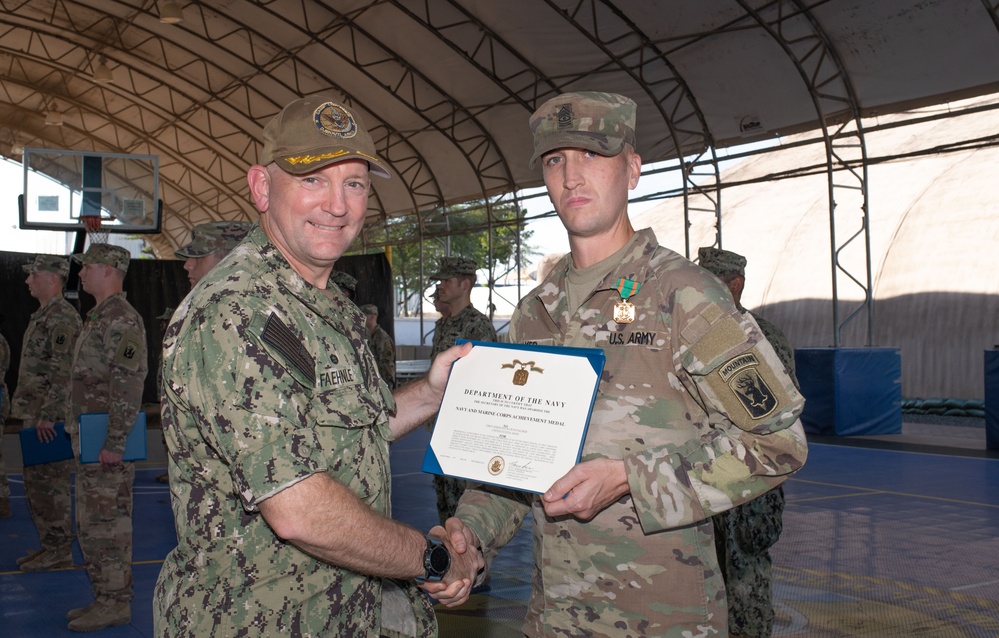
613,278,641,324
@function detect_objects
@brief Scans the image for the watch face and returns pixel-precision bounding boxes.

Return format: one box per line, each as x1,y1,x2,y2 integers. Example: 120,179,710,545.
428,544,450,575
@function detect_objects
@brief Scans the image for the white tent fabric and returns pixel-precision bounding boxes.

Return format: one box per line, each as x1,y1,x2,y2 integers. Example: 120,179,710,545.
633,93,999,399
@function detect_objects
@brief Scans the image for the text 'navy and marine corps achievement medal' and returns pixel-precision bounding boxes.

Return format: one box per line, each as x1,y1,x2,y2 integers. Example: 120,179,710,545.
613,278,641,324
500,359,545,386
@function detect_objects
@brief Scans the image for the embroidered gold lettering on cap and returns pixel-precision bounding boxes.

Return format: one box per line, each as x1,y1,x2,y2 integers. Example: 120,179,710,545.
500,359,544,386
718,352,778,419
613,278,641,324
314,102,357,139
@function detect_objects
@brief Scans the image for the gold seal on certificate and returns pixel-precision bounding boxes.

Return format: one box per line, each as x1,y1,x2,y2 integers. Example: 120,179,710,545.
422,341,605,494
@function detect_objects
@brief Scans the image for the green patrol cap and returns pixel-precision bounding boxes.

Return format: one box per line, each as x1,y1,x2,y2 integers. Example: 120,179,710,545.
260,94,391,179
697,247,747,278
359,304,378,316
175,221,254,259
528,91,637,168
72,243,130,274
328,270,357,293
430,256,477,280
22,254,70,278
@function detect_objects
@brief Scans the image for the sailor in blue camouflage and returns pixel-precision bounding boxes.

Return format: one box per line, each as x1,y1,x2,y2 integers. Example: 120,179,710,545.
428,256,497,524
154,94,481,638
12,255,81,569
445,92,808,636
698,246,799,638
67,243,148,631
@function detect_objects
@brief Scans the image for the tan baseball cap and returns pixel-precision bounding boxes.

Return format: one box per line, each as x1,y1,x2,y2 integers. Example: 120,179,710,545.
528,91,637,168
260,94,391,179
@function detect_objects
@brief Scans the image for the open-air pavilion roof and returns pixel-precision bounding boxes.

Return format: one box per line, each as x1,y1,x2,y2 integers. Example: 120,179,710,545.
1,0,998,261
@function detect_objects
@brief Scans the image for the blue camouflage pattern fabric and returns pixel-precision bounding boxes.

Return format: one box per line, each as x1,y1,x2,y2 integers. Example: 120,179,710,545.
712,306,798,638
68,292,147,604
429,304,497,524
456,228,807,637
12,294,81,551
154,225,435,638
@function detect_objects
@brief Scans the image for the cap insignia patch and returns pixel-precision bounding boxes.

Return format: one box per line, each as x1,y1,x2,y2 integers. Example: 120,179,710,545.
314,102,357,139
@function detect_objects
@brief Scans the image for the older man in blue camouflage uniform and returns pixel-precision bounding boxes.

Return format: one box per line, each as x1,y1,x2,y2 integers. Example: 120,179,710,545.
699,246,798,638
66,243,148,632
438,92,808,636
428,256,497,525
154,94,482,638
12,255,82,571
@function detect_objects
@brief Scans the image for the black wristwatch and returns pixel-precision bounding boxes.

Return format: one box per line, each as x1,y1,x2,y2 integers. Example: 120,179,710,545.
417,535,451,583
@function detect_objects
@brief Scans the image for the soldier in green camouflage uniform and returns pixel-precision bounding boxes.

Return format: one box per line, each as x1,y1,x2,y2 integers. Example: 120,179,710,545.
11,255,82,569
0,331,10,518
698,246,799,638
428,256,497,525
153,94,482,638
65,243,148,632
361,303,397,387
438,92,808,636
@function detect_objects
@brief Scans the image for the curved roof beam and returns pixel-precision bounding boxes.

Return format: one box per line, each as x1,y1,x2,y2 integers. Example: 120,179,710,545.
737,0,873,346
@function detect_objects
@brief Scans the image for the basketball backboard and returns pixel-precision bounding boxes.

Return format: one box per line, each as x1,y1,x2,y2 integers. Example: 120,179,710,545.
18,148,161,233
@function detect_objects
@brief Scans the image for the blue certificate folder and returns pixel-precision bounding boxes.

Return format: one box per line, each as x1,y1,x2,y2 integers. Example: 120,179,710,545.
422,340,605,494
19,422,74,466
78,412,148,464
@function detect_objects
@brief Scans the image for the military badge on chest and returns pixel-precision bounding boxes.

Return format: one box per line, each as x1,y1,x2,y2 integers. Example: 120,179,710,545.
613,278,641,324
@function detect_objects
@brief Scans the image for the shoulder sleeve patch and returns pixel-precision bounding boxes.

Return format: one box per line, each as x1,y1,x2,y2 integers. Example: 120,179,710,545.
114,327,145,372
51,322,74,354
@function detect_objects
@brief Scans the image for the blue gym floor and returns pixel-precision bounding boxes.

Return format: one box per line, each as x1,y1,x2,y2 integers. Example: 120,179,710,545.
2,426,998,637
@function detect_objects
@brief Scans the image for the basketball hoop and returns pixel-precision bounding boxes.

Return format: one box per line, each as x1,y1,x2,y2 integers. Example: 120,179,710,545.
81,215,109,246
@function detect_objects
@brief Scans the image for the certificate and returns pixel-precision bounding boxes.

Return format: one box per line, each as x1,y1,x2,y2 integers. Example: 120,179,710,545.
422,340,604,494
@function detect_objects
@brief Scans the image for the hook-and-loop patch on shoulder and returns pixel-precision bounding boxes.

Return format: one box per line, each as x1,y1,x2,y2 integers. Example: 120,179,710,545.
262,313,316,385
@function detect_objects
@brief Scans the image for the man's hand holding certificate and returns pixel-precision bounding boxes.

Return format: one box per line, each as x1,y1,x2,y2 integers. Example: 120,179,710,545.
422,340,604,494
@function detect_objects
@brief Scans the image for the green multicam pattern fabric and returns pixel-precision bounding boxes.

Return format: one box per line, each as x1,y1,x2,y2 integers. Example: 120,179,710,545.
367,323,397,387
529,91,637,168
67,292,146,604
429,305,497,523
712,308,797,637
66,293,147,449
12,296,81,423
154,226,434,638
12,294,81,552
0,334,9,500
456,229,807,638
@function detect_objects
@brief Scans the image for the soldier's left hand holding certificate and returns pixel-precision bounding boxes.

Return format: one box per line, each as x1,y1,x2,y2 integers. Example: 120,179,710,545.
422,340,604,494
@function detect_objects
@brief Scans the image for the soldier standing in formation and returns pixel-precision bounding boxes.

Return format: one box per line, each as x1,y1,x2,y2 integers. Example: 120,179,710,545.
65,243,148,632
427,256,497,525
360,303,396,388
11,256,82,571
0,330,10,519
437,91,808,636
698,246,799,638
